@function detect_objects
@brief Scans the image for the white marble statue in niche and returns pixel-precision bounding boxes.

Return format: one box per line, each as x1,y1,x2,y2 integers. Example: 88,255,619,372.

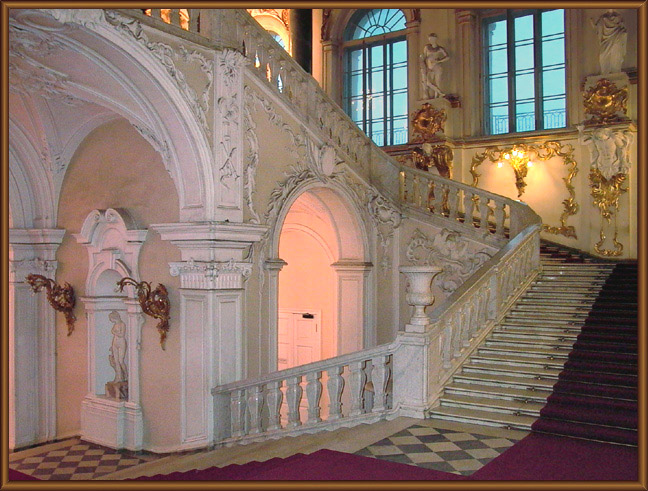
577,125,634,180
591,9,627,74
420,33,450,99
106,310,128,400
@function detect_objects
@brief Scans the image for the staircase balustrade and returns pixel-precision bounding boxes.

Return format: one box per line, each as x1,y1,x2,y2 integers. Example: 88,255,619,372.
119,8,543,445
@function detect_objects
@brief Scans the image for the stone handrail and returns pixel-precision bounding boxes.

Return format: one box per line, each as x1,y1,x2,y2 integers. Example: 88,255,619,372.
212,343,395,444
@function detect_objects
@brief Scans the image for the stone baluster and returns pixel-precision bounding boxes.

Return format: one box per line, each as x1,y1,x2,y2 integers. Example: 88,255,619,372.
427,180,435,212
434,183,445,216
453,309,463,358
448,185,459,221
460,305,471,347
326,366,345,420
464,190,474,226
305,371,323,424
399,171,407,203
188,9,200,33
169,9,181,26
266,381,283,431
230,389,246,437
266,48,276,85
442,323,453,369
150,8,161,20
247,385,264,435
371,355,391,412
349,361,367,417
495,202,506,237
285,375,303,428
480,197,490,231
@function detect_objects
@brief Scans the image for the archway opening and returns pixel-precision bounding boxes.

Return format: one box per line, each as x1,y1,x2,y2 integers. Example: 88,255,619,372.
277,187,367,371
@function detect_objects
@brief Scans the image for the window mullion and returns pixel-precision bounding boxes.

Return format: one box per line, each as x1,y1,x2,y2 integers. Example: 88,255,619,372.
507,10,516,133
384,40,390,146
364,44,369,136
534,11,544,130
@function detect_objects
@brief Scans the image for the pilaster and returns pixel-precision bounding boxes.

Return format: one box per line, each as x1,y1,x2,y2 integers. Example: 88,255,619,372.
8,228,66,450
152,221,267,449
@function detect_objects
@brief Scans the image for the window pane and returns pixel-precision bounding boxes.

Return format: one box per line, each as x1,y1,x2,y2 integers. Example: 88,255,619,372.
542,68,565,96
516,102,535,131
489,47,508,75
543,96,566,128
515,73,535,100
514,15,533,41
489,76,509,104
542,9,564,36
490,103,509,134
350,49,364,72
486,19,507,47
542,38,565,66
392,39,407,63
515,41,534,71
345,9,406,40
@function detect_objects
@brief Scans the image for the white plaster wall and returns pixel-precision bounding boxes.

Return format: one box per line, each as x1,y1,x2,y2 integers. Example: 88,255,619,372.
55,119,182,448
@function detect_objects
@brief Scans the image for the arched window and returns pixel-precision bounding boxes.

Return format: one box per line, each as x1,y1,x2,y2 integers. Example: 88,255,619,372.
343,9,408,147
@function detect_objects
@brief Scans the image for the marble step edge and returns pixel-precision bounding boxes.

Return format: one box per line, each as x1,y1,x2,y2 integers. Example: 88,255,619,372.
444,381,552,403
453,371,558,389
438,393,544,416
477,346,571,358
470,353,567,370
427,406,536,431
462,363,562,379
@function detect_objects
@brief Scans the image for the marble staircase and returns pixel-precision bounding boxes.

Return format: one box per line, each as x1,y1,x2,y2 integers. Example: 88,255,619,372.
428,244,616,430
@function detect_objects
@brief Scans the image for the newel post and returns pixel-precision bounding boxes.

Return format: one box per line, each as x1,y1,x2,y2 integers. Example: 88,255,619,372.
392,266,442,418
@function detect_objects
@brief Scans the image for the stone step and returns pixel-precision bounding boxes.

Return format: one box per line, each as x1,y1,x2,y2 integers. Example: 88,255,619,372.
524,291,601,300
498,317,586,328
453,371,558,390
428,406,537,431
537,275,607,284
463,362,562,380
471,351,567,370
439,393,544,416
491,331,578,343
478,345,571,359
444,381,552,403
513,302,596,311
494,326,581,337
485,337,575,349
506,311,590,321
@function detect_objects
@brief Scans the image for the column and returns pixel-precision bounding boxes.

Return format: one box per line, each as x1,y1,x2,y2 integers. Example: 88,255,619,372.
8,228,66,450
264,259,287,372
456,9,480,137
154,221,268,450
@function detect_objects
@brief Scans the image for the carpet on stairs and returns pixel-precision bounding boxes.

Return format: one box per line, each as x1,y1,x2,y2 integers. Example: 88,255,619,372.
532,262,638,446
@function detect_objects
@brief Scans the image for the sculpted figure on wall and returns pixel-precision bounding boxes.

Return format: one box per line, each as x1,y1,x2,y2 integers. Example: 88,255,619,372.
591,9,627,74
577,125,633,180
420,33,450,99
107,310,128,400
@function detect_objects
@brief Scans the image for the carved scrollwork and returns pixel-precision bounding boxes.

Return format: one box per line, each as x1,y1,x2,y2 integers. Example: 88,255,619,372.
583,78,628,125
26,274,76,335
412,143,453,178
117,277,170,350
470,141,578,238
411,103,446,142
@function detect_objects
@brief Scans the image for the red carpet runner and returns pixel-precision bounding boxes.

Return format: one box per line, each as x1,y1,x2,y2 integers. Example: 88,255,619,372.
531,262,638,445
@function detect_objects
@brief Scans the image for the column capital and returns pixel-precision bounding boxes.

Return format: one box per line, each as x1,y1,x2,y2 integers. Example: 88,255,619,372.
264,258,287,273
169,259,253,290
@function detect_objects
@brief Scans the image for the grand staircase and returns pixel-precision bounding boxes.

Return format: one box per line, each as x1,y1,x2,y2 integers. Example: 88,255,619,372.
429,244,632,437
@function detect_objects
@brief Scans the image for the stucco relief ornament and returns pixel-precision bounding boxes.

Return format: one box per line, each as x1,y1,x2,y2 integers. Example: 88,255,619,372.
411,103,447,142
578,125,633,256
583,78,628,125
591,9,627,75
406,228,492,294
368,195,403,273
412,143,453,178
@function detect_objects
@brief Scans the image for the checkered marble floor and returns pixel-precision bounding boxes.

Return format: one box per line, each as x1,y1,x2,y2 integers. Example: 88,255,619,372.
354,424,521,476
10,439,159,480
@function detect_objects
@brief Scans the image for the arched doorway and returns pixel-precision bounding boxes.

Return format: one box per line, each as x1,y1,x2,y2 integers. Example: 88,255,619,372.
277,186,370,370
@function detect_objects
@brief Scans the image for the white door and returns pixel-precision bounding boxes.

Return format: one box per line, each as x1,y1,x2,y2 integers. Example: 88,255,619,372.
278,309,322,370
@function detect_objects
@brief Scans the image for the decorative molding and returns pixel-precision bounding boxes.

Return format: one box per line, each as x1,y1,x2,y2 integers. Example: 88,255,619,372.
169,259,253,290
43,8,105,29
131,123,171,165
406,228,492,294
470,141,579,239
104,11,213,134
411,103,446,142
242,89,261,223
117,277,171,350
10,258,56,279
26,274,76,335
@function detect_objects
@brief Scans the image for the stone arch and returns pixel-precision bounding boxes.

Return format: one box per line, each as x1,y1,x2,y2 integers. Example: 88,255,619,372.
270,181,374,367
9,9,215,222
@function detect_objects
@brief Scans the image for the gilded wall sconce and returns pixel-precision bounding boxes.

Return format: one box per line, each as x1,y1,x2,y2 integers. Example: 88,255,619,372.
117,277,171,350
26,274,76,335
495,148,532,197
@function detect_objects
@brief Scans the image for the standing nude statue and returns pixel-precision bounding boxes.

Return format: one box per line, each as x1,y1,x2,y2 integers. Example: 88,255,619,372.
108,310,127,383
420,33,450,99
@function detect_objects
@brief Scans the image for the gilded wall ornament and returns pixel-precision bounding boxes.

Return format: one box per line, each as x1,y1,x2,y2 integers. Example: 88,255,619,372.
117,277,171,350
411,103,446,142
412,143,453,178
583,78,628,125
26,274,76,335
470,141,578,238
